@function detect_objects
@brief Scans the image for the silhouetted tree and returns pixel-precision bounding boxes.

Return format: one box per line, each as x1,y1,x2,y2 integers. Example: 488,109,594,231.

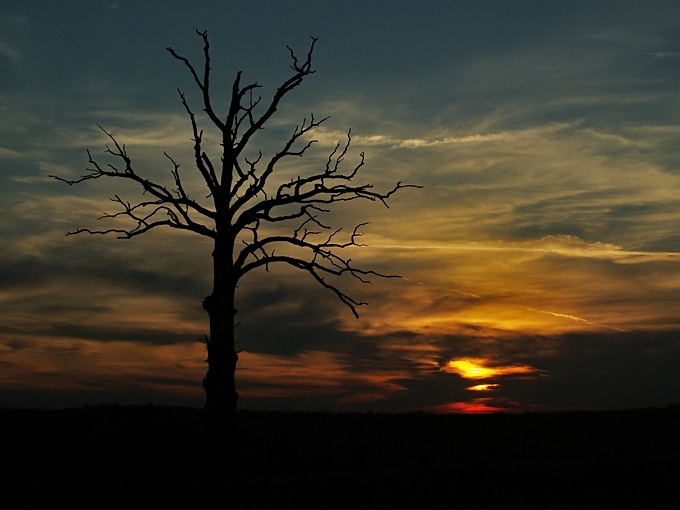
52,31,418,416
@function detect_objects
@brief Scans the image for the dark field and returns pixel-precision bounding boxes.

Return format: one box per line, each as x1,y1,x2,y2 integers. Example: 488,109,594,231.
4,406,679,508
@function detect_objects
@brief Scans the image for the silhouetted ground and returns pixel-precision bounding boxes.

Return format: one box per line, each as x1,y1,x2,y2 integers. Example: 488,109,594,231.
3,405,679,508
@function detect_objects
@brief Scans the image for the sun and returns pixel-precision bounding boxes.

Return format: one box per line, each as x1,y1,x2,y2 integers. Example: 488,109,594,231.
442,358,538,379
467,383,500,391
445,359,497,379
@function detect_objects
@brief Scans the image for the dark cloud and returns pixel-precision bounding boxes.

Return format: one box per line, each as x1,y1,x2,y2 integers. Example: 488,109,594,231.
506,331,680,410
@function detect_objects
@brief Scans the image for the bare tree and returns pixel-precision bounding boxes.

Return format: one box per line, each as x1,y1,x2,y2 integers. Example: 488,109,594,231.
52,30,418,415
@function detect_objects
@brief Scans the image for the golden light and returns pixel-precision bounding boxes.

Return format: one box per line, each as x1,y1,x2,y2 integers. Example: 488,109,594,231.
237,350,412,400
442,358,538,379
467,383,500,391
445,358,496,379
431,399,506,414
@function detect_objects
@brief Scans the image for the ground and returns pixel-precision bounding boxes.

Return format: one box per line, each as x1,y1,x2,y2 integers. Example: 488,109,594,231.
4,406,678,508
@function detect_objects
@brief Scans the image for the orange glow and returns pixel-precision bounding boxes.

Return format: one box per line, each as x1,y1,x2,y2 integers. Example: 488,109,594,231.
0,337,206,398
334,236,665,341
237,350,410,400
432,399,506,414
442,358,538,379
467,383,500,391
445,359,496,379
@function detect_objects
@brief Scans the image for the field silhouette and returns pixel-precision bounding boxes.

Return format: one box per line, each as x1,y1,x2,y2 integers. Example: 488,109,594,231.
4,405,678,508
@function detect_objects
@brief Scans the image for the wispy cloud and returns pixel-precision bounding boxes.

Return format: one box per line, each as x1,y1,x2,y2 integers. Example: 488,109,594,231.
516,306,631,333
307,127,512,149
0,42,19,61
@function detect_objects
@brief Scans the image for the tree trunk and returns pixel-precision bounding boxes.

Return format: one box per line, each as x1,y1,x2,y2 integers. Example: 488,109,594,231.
202,233,238,416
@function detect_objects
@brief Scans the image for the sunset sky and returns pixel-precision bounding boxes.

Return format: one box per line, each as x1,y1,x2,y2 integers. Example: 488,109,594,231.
2,1,680,412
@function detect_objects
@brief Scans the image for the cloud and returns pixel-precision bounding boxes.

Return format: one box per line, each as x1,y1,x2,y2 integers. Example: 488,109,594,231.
467,383,500,392
0,42,19,61
306,127,512,149
0,337,205,404
430,399,507,414
329,233,680,344
0,147,21,158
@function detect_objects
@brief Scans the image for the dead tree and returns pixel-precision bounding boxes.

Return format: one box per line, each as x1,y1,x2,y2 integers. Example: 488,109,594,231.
52,31,419,416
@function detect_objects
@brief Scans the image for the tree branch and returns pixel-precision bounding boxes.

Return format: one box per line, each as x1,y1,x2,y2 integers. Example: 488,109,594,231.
231,37,318,160
51,126,216,238
52,31,420,321
233,131,421,232
234,221,401,317
167,29,225,132
230,114,327,216
177,89,219,194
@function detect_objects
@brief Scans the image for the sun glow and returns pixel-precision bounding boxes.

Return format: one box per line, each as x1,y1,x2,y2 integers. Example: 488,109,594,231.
442,358,538,379
431,399,506,414
467,383,500,391
445,359,496,379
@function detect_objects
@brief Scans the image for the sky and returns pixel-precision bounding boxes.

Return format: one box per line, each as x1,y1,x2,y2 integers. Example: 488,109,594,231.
2,1,680,413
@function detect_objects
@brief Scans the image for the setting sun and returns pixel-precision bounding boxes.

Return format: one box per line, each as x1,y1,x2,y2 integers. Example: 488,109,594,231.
442,358,538,380
467,383,500,392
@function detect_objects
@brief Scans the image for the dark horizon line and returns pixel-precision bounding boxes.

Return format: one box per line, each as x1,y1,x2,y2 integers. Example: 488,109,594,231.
3,401,679,416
